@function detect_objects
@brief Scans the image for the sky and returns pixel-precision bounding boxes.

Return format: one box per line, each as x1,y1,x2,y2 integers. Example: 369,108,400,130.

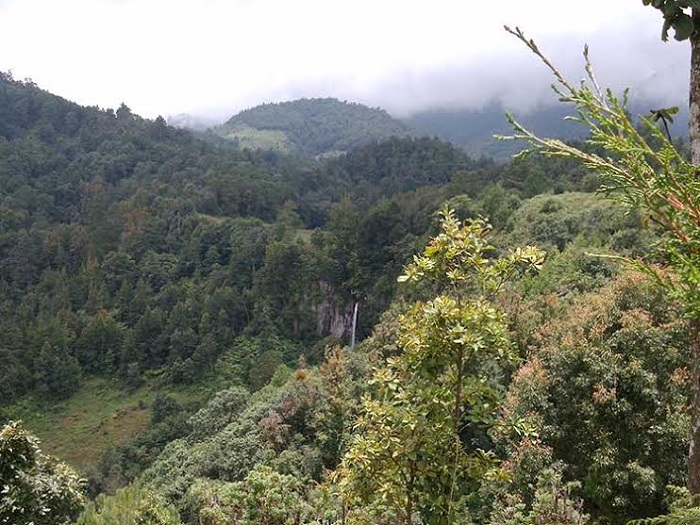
0,0,690,121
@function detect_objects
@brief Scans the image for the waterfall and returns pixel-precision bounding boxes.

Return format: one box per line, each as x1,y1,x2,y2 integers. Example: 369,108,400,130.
350,301,359,349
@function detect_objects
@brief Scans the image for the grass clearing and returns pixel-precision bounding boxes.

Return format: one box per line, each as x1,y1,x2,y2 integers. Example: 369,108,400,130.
5,377,212,473
6,378,153,472
221,123,294,153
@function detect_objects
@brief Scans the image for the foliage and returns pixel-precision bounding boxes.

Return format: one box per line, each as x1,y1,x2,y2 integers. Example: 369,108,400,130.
0,420,85,525
2,64,692,525
338,209,544,525
641,0,700,42
501,192,650,254
503,27,700,319
185,465,313,525
75,484,180,525
505,22,700,508
500,271,688,523
490,464,588,525
0,71,493,413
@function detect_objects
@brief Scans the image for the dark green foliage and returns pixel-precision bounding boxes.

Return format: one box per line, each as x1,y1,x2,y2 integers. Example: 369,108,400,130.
2,68,694,525
0,72,496,403
641,0,700,41
34,341,82,400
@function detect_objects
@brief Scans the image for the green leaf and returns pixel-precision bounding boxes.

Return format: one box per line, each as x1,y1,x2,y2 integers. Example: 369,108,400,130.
664,0,681,16
672,13,695,40
649,106,680,123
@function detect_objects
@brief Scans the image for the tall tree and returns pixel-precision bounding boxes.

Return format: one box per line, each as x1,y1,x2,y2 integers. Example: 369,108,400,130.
338,209,544,525
505,17,700,494
642,3,700,494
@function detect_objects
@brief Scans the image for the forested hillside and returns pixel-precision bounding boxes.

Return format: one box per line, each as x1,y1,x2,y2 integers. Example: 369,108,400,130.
0,69,695,525
211,98,413,156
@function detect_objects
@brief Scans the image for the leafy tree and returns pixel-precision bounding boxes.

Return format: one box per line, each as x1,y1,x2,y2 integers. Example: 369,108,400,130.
338,209,544,525
187,387,249,441
499,270,688,523
187,465,312,525
0,347,32,403
74,483,180,525
490,466,588,525
75,310,125,374
506,24,700,495
0,421,86,524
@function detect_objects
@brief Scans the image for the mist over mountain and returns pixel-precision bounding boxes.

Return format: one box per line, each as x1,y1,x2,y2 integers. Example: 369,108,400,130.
405,99,690,160
166,113,221,132
181,95,690,161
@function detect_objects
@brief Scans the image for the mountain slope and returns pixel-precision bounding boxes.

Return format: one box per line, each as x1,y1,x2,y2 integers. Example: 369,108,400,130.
212,98,413,156
406,101,689,160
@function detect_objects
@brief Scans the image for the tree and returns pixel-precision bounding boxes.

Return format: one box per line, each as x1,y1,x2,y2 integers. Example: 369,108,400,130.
0,421,86,525
504,22,700,494
187,465,313,525
338,209,544,525
34,340,82,400
499,270,688,523
74,484,180,525
640,0,700,163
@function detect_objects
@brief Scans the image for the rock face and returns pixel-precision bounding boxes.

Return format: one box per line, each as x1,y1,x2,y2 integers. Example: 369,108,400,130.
315,281,356,340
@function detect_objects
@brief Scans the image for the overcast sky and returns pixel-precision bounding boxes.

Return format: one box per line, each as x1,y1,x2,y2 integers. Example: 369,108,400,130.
0,0,690,121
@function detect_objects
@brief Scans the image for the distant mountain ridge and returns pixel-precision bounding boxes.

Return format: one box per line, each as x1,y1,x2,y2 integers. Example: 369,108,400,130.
405,101,690,161
211,97,413,157
176,97,689,161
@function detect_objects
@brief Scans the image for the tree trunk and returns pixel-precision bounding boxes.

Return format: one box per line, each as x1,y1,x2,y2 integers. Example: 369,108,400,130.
691,11,700,166
689,318,700,495
687,13,700,496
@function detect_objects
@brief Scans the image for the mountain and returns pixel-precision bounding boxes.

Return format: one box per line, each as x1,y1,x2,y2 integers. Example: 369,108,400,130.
405,101,690,161
404,103,580,160
211,98,413,157
4,70,688,525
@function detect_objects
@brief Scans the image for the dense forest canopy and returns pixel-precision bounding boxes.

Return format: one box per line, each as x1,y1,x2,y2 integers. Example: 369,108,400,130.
0,63,695,525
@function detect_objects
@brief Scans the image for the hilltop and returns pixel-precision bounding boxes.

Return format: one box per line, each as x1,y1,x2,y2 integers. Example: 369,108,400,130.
211,97,413,156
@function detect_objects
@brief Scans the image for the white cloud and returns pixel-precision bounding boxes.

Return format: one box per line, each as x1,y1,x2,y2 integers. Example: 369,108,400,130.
0,0,688,119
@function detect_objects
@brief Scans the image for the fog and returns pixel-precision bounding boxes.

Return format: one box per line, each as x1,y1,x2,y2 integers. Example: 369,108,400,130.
0,0,689,121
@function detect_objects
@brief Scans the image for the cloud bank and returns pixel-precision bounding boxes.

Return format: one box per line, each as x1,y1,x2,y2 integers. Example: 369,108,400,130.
0,0,689,120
